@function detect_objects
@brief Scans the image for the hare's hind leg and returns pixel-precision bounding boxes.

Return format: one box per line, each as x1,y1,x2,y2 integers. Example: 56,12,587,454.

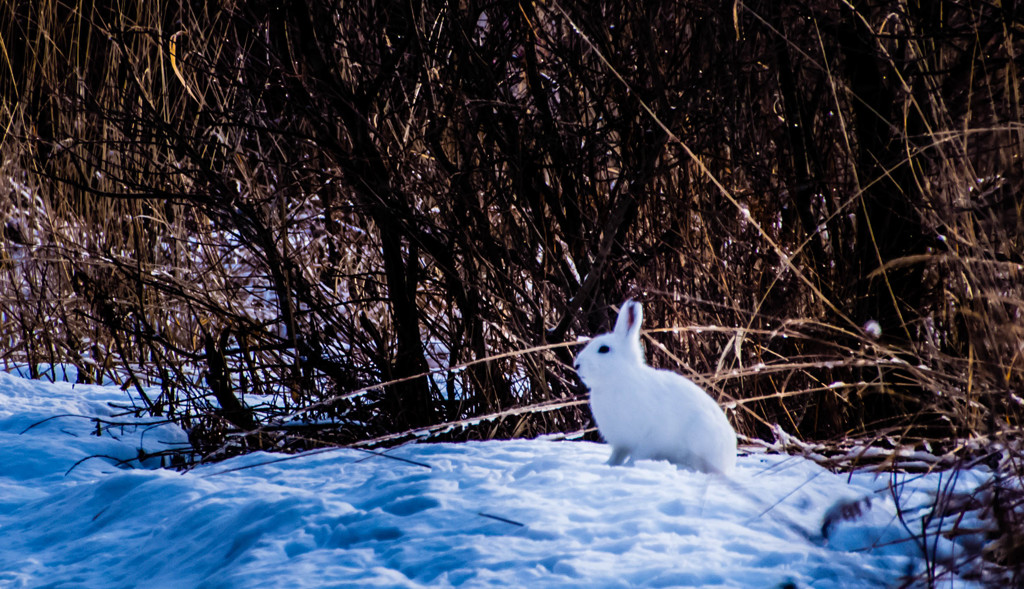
607,447,630,466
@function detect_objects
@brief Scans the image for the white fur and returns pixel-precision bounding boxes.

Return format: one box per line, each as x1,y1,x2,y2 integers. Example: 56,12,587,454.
574,300,737,474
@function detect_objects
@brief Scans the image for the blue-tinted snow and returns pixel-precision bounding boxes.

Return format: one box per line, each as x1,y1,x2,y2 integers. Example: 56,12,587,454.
0,370,983,588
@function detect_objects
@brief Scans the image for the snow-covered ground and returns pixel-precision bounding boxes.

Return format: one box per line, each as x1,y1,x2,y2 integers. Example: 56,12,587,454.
0,370,986,588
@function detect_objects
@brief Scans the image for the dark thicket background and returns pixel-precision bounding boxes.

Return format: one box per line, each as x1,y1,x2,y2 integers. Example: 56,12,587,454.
1,0,1022,464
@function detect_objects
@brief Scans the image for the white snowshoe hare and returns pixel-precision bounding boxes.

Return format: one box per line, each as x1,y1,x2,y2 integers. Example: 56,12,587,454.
574,299,737,474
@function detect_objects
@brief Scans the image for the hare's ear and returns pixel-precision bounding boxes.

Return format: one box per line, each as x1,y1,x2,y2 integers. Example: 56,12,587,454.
613,299,643,342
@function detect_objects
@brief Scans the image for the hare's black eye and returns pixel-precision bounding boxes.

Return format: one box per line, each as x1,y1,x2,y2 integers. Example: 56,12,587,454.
598,344,610,354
